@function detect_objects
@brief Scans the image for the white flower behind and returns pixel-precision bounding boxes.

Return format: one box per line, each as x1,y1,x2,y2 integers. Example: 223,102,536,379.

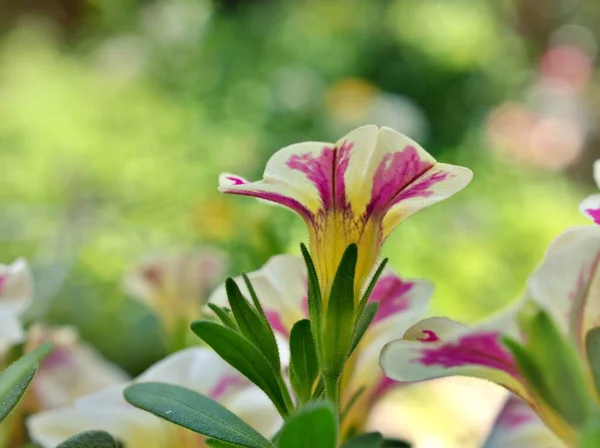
0,259,33,357
27,347,281,448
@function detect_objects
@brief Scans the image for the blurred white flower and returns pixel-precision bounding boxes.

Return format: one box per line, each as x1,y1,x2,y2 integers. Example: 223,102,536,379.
124,248,227,336
27,347,281,448
25,324,129,410
0,259,33,358
141,0,213,45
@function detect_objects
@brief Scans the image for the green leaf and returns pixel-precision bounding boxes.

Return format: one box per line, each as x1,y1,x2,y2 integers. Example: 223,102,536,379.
208,304,239,331
276,401,338,448
56,430,119,448
381,439,411,448
354,258,388,321
206,439,247,447
124,382,273,448
190,320,290,416
586,327,600,397
0,342,53,423
323,243,357,377
226,278,281,371
342,432,383,448
300,243,324,365
348,302,379,357
289,319,319,404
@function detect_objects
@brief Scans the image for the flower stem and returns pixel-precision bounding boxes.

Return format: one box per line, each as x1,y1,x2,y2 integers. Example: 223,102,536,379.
324,374,341,417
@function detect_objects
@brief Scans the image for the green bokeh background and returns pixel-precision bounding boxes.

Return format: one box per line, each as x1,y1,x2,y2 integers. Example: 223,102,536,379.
0,0,596,376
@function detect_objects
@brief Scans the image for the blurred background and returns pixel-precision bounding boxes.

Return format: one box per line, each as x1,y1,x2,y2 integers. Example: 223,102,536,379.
0,0,598,445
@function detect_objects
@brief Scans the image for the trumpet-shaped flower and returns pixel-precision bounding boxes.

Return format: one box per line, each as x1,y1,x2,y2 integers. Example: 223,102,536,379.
219,125,472,300
483,396,565,448
0,259,33,358
580,159,600,224
25,324,129,410
27,347,281,448
380,225,600,446
124,248,227,339
208,254,432,434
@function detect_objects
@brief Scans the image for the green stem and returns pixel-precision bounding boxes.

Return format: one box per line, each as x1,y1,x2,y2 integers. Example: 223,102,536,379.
324,374,341,417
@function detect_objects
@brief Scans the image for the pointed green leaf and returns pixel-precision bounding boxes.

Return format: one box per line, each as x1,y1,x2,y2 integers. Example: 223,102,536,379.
586,327,600,397
206,439,247,447
0,342,53,422
226,278,280,371
522,309,593,426
300,243,324,365
56,430,119,448
190,320,290,416
323,243,357,377
348,302,379,357
289,319,318,404
355,259,387,321
276,401,337,448
342,432,383,448
208,304,239,331
381,439,411,448
124,382,274,448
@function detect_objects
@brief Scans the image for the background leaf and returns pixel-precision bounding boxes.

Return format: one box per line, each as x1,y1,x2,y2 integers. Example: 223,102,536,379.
124,382,274,448
342,432,383,448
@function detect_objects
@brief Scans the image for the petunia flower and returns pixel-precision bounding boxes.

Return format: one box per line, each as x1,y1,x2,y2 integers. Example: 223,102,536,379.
24,324,129,410
208,254,432,436
483,395,566,448
124,248,227,346
27,347,281,448
0,259,33,359
580,159,600,224
219,125,472,302
380,225,600,446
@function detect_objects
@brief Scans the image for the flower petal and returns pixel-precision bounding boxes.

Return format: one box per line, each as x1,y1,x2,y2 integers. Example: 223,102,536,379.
483,396,566,448
218,139,336,221
379,317,528,399
381,162,473,239
527,226,600,347
579,194,600,225
351,272,432,394
0,258,33,314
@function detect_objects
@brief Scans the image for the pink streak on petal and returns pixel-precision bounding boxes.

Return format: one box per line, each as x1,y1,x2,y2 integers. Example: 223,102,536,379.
225,175,248,186
265,310,289,337
415,332,519,377
371,375,402,400
367,274,414,324
41,347,74,370
0,275,6,295
209,375,245,401
391,169,450,206
496,397,536,429
585,208,600,225
223,188,314,222
285,142,352,210
366,146,434,217
417,330,440,342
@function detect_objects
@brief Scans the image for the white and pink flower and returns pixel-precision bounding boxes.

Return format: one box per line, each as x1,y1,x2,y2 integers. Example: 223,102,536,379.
0,259,33,357
219,125,471,302
27,347,281,448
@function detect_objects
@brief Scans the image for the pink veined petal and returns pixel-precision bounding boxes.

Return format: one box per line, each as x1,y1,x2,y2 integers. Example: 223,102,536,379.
526,226,600,350
579,194,600,225
381,162,473,239
218,140,335,222
351,274,432,396
379,317,528,400
483,396,566,448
